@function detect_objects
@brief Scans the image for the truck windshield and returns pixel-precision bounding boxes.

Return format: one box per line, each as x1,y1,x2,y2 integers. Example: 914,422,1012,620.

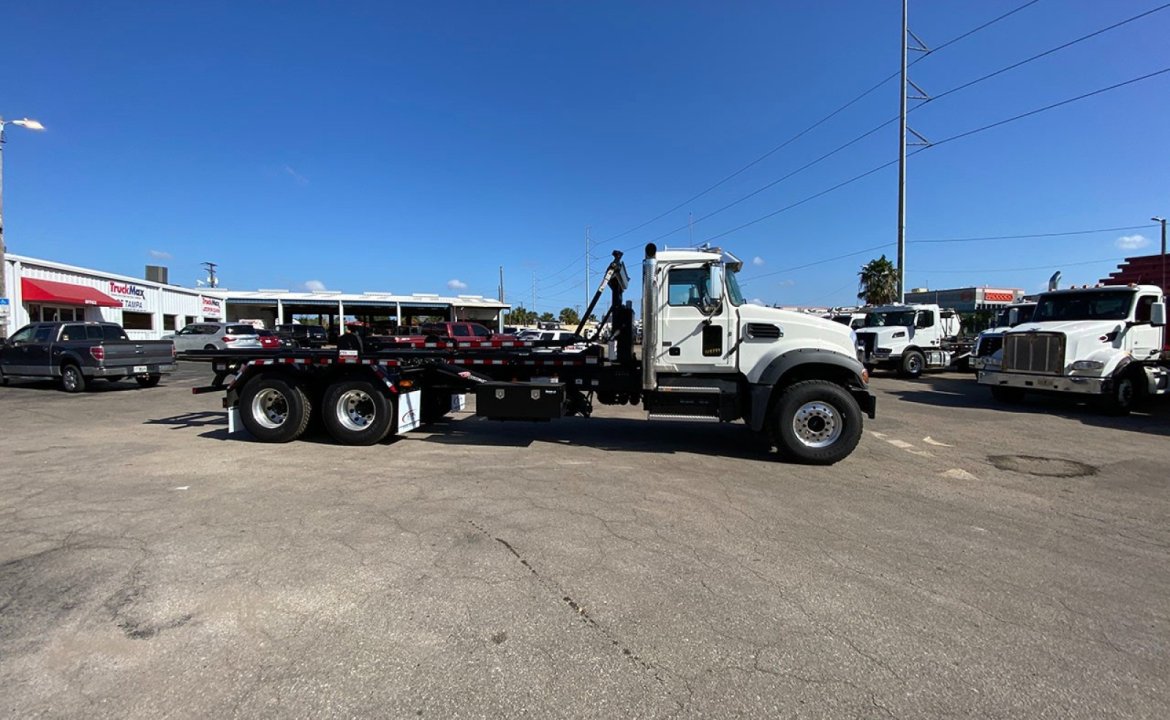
1033,291,1133,322
725,266,745,306
865,310,915,327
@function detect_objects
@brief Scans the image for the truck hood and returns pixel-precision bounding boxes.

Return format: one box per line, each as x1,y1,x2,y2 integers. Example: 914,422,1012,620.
739,304,858,356
1004,320,1123,365
854,326,911,343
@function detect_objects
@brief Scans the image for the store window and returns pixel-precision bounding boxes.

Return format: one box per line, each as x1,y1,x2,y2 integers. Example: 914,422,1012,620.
122,312,154,331
164,314,178,331
184,316,197,326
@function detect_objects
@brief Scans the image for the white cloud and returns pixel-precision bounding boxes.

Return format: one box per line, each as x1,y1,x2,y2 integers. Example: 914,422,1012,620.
303,280,327,292
283,165,309,185
752,256,765,266
1116,234,1150,250
148,249,172,260
447,279,468,290
750,297,765,305
777,279,796,287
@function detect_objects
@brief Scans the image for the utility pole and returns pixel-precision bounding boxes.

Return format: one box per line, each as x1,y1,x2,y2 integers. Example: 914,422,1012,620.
202,261,219,288
1153,216,1167,296
0,116,46,333
585,226,591,309
896,0,930,303
498,265,505,303
532,272,537,317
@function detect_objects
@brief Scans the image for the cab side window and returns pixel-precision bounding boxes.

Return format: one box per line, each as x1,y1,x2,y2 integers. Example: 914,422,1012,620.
452,324,471,338
471,324,491,338
668,268,710,307
61,325,87,341
1135,295,1156,323
915,311,934,328
34,326,54,342
9,326,35,343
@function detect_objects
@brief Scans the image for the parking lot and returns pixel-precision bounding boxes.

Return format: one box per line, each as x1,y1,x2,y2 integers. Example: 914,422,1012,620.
2,363,1168,719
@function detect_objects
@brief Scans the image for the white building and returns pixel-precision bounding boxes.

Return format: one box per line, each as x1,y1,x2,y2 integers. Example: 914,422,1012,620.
3,253,510,340
3,254,222,340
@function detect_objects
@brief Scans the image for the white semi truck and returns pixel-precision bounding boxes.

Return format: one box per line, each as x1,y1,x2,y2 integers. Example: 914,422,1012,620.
978,284,1169,413
190,244,876,464
854,303,968,378
970,301,1038,371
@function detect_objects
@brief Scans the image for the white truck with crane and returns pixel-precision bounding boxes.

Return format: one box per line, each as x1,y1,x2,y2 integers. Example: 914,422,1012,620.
978,284,1169,413
188,244,876,465
854,303,968,378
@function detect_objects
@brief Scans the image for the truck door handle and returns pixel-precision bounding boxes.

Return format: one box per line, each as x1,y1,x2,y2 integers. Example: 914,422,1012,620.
668,347,681,356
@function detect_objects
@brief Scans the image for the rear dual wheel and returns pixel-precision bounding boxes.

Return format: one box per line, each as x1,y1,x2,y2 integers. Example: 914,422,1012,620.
322,380,394,445
239,377,313,443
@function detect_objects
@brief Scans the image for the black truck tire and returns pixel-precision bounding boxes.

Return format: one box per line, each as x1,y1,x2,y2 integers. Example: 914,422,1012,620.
1101,370,1141,416
770,380,863,465
899,350,925,379
136,373,162,388
239,376,312,442
322,380,393,445
60,363,87,393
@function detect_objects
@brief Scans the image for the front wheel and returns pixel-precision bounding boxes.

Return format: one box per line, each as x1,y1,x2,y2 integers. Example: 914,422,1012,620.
770,380,863,465
60,364,87,393
899,350,925,379
1101,370,1141,416
239,376,312,442
322,380,393,445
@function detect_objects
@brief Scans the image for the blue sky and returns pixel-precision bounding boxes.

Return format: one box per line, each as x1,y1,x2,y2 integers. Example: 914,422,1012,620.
2,1,1168,312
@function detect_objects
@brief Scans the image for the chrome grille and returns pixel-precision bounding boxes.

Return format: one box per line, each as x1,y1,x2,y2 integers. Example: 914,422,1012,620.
1002,333,1065,374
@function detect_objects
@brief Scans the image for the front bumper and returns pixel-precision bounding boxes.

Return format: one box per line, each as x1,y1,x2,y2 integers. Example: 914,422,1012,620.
977,369,1107,396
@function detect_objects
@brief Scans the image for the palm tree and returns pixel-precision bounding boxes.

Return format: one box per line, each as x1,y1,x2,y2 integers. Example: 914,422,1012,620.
857,255,899,305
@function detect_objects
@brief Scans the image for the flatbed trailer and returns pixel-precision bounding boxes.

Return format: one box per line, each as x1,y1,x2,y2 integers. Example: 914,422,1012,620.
190,245,876,464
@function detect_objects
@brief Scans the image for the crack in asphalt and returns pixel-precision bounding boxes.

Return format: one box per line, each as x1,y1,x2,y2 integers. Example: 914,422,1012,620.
467,520,670,690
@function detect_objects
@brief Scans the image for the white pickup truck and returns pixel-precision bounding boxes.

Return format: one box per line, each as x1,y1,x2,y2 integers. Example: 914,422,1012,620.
978,285,1169,413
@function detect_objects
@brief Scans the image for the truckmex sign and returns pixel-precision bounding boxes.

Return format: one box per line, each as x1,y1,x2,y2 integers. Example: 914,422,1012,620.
108,281,148,310
201,295,223,318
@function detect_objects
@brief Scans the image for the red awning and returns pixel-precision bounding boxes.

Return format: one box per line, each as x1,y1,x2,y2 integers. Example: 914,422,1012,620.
21,278,123,308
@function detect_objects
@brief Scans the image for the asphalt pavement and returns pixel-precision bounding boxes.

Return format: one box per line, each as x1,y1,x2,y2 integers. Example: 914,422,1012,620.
1,362,1167,719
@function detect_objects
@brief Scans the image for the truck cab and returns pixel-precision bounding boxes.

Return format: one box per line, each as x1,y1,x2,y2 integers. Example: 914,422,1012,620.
978,284,1168,413
854,303,962,378
971,301,1037,371
641,245,874,463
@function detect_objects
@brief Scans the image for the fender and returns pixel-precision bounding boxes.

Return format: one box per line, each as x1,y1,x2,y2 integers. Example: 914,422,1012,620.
748,348,870,431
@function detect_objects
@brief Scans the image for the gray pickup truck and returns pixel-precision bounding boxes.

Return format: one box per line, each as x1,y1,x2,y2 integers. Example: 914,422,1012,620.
0,321,176,392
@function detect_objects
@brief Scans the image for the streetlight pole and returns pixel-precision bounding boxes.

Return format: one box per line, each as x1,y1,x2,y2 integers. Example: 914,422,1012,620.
1152,216,1167,296
0,116,46,332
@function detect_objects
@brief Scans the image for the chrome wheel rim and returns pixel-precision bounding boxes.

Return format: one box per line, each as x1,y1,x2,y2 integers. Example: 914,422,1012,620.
335,389,376,431
63,369,79,391
252,388,289,429
792,401,843,449
907,355,922,373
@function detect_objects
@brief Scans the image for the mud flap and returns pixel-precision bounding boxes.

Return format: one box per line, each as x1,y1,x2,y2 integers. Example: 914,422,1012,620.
227,406,242,434
397,390,423,434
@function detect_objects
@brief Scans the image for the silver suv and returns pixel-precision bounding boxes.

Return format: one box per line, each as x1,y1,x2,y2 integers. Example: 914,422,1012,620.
164,322,261,353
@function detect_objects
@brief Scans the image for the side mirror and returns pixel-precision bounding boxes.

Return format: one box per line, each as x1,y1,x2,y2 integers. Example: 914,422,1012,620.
1152,302,1166,327
1008,308,1019,326
708,265,724,303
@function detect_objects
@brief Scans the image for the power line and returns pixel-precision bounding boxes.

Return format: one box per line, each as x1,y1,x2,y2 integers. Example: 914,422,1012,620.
911,223,1159,244
930,66,1170,149
928,3,1170,106
740,243,896,284
918,256,1126,274
698,66,1170,247
599,0,1045,246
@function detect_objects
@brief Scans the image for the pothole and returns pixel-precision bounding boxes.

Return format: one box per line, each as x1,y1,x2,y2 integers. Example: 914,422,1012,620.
988,455,1097,478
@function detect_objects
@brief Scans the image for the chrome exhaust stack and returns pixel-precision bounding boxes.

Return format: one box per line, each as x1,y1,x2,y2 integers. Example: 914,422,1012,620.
642,243,658,392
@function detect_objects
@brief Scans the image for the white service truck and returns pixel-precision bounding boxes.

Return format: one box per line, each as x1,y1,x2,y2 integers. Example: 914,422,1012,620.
977,284,1169,413
854,303,967,378
190,244,877,465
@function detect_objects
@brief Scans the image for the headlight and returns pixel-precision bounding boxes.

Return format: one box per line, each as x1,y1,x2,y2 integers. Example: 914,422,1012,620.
1071,360,1105,371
